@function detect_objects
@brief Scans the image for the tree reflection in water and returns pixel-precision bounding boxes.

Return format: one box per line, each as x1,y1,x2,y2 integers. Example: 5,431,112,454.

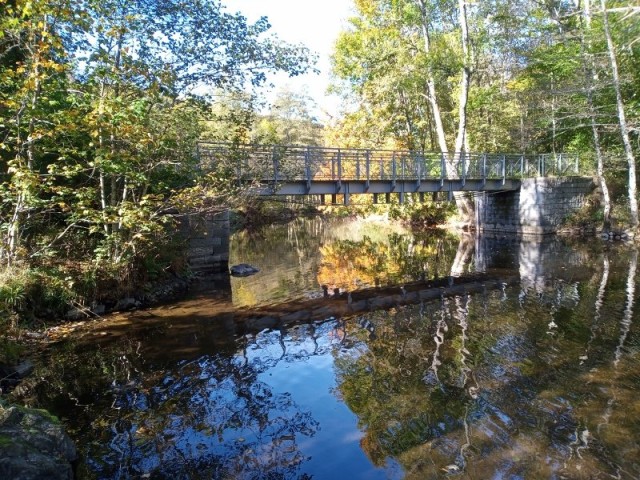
13,232,640,480
333,248,640,478
318,230,461,291
25,327,324,479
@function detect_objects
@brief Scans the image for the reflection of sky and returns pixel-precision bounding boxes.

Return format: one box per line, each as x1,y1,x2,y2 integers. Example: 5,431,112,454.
252,321,402,479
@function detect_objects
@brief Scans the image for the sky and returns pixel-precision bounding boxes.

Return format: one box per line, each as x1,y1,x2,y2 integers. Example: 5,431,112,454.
222,0,355,122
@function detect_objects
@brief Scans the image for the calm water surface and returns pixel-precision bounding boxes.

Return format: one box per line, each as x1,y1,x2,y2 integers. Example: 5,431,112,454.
16,217,640,479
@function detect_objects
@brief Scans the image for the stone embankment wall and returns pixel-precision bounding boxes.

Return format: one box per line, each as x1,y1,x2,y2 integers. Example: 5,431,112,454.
185,210,230,273
476,177,596,234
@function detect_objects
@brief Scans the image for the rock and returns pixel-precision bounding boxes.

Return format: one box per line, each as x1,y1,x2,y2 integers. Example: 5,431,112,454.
230,263,260,277
91,304,106,315
65,308,86,320
0,360,34,381
0,401,77,480
115,297,137,310
600,232,610,240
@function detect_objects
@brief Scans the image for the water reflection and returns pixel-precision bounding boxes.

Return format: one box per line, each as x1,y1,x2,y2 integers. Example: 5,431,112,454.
230,217,460,306
11,219,640,479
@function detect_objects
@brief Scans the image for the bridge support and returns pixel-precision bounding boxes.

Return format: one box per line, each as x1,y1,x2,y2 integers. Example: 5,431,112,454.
476,177,595,234
185,210,230,274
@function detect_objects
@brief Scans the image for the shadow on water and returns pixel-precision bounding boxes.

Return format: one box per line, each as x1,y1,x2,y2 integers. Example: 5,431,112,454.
11,217,640,479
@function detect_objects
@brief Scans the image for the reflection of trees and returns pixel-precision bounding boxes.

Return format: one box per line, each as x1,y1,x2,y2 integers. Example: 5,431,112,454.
17,329,322,479
231,217,327,305
333,248,640,478
334,301,477,467
318,230,460,290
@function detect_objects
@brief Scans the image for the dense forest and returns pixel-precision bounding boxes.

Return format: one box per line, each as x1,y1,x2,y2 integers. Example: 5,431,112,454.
1,0,639,328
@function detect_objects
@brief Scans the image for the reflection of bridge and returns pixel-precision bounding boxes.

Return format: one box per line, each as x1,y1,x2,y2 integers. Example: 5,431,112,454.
198,143,585,202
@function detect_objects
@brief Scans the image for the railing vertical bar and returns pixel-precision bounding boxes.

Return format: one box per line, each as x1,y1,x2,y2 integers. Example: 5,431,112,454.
482,153,487,187
272,146,279,183
305,146,311,191
501,154,506,186
365,150,371,190
520,154,524,178
461,152,466,187
392,152,397,189
337,148,342,191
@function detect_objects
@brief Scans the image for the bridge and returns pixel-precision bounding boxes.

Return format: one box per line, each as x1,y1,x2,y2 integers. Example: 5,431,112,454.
197,143,587,204
189,143,595,273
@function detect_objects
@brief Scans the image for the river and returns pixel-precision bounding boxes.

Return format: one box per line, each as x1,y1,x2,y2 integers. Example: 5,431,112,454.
14,216,640,479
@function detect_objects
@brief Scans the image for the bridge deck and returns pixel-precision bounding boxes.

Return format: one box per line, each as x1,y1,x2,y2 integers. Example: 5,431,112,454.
197,143,583,197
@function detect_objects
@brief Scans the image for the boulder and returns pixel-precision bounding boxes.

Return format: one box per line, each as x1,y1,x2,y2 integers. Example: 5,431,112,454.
0,401,77,480
230,263,260,277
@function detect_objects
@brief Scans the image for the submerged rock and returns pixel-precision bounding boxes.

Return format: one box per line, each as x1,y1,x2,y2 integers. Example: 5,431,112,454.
230,263,260,277
0,401,77,480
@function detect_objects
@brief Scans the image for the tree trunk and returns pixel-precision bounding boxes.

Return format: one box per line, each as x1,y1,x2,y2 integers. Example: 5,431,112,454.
452,0,475,221
417,0,449,157
581,0,611,229
416,0,474,221
601,0,638,227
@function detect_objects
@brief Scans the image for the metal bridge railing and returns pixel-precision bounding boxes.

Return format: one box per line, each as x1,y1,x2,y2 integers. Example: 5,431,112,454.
197,143,583,186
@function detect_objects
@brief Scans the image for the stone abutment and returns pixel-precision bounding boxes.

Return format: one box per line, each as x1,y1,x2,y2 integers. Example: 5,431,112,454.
475,177,596,234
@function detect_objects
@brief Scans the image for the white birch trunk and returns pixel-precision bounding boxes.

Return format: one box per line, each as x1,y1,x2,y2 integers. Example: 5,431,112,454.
601,0,638,227
582,0,611,227
416,0,474,221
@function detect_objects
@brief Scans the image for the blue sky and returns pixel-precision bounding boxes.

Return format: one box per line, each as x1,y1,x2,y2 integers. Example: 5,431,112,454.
222,0,354,121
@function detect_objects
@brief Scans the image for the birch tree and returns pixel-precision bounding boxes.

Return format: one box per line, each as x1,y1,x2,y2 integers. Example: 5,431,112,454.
600,0,638,227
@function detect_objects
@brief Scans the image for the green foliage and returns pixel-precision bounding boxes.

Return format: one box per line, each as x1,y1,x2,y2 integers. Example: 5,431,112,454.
0,0,313,321
389,200,456,226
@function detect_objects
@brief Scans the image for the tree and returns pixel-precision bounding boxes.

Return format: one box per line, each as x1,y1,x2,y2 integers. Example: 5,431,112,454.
600,0,638,227
253,86,324,146
0,0,314,310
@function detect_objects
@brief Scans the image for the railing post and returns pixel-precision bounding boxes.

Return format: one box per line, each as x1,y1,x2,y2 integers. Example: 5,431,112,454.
520,154,524,178
331,151,335,180
416,153,421,190
305,146,311,191
440,152,446,188
501,154,506,186
356,152,361,180
365,150,371,190
461,152,466,187
392,152,397,190
337,148,342,190
481,153,487,187
272,146,279,183
575,154,579,174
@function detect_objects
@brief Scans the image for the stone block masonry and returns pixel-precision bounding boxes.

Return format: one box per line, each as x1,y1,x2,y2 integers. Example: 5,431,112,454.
184,210,230,273
476,177,596,234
